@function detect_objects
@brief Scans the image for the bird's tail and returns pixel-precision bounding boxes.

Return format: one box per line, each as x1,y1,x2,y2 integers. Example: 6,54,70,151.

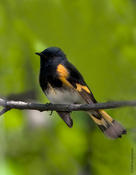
88,110,126,139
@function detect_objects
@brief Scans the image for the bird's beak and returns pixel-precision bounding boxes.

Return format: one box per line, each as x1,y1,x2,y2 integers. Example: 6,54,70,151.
35,52,42,56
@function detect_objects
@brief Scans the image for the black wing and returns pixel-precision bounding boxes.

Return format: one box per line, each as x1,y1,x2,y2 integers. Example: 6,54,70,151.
65,61,97,104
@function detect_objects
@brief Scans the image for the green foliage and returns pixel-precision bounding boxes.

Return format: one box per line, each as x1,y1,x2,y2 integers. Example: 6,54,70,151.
0,0,136,174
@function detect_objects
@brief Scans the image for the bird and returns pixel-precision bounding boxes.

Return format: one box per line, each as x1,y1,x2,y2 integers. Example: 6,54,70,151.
35,47,126,139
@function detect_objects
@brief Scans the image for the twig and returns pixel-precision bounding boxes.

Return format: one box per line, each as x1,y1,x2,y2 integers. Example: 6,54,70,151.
0,98,136,116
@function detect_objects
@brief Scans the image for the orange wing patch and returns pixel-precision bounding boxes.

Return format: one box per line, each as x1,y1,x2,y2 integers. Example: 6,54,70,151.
76,83,90,93
57,64,73,88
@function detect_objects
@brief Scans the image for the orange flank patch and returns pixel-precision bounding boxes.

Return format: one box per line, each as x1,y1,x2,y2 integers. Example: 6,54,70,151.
76,83,90,93
57,64,69,78
57,64,73,88
60,77,73,88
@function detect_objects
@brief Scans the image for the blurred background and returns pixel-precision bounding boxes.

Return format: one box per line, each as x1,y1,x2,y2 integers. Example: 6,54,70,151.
0,0,136,174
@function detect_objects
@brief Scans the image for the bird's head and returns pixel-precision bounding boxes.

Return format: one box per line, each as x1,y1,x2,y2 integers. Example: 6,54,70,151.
35,47,66,61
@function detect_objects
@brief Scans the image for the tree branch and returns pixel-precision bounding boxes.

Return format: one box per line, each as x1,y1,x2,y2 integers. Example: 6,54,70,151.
0,98,136,116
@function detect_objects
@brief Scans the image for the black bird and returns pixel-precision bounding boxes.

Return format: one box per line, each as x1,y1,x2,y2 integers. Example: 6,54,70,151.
36,47,126,139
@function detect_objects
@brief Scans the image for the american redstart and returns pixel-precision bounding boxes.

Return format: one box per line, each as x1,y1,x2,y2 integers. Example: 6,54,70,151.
35,47,126,139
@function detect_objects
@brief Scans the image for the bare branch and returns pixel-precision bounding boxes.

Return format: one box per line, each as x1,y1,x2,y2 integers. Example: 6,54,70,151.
0,98,136,115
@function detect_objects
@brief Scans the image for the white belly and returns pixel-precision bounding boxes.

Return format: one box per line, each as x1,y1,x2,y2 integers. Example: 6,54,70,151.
45,89,84,104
